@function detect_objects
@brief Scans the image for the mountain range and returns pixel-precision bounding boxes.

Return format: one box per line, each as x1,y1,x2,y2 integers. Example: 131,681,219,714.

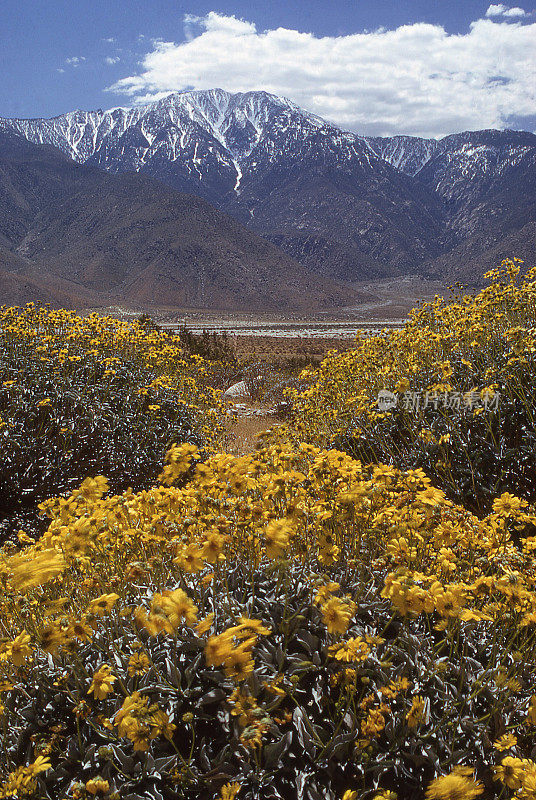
0,89,535,309
0,129,358,310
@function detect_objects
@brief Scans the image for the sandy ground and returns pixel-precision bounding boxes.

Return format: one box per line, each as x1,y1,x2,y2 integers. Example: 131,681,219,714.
87,275,451,328
223,401,279,455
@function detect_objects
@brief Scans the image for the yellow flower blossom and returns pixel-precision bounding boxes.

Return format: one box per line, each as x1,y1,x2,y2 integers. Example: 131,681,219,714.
85,777,110,795
127,652,151,677
216,782,241,800
406,695,426,728
426,769,483,799
494,756,527,790
78,476,109,501
88,665,116,700
9,549,65,591
321,597,355,635
329,637,372,662
493,733,517,751
88,593,120,616
265,518,293,559
7,631,33,667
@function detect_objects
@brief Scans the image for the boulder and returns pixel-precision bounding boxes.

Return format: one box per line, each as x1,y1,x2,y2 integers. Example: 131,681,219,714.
223,380,249,399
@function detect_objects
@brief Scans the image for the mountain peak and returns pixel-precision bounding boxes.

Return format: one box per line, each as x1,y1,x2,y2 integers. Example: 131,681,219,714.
0,89,331,167
1,91,535,299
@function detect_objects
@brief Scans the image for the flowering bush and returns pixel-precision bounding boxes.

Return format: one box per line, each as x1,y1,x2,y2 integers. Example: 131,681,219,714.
0,305,224,543
3,266,536,799
286,260,536,515
1,442,536,799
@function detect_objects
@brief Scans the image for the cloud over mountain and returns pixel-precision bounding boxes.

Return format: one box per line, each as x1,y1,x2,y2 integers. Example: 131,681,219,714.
107,11,536,138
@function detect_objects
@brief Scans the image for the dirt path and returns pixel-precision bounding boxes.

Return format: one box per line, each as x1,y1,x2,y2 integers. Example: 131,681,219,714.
223,402,278,455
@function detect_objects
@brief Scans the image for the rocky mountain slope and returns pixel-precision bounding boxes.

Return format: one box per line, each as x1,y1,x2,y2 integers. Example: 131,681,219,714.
0,129,362,310
0,90,447,280
1,89,535,290
367,128,536,278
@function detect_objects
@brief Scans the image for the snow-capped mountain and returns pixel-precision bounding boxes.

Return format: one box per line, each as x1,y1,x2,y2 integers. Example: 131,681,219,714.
1,89,535,286
1,89,324,163
415,130,536,202
366,128,536,199
1,89,438,277
2,89,535,195
365,135,440,177
0,89,373,197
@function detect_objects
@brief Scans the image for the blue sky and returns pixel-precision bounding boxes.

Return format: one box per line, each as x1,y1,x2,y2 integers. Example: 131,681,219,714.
1,0,535,137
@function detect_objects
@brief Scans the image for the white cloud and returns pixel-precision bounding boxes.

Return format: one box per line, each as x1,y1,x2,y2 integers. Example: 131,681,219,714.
486,4,526,16
503,6,527,15
65,56,86,67
106,11,536,137
103,37,116,44
105,56,120,65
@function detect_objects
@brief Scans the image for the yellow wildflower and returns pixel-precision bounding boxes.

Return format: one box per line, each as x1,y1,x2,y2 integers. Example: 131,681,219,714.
426,769,483,799
265,518,293,559
406,695,426,728
88,593,120,616
361,709,385,738
527,695,536,725
494,756,526,790
493,733,517,751
127,652,151,677
321,597,355,635
329,637,372,662
196,613,215,636
78,476,109,501
216,782,241,800
88,665,116,700
85,778,110,795
9,549,65,591
8,631,32,667
493,492,525,516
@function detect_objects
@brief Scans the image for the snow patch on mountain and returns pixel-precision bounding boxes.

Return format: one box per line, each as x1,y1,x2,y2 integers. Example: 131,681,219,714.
365,135,440,176
1,91,535,205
